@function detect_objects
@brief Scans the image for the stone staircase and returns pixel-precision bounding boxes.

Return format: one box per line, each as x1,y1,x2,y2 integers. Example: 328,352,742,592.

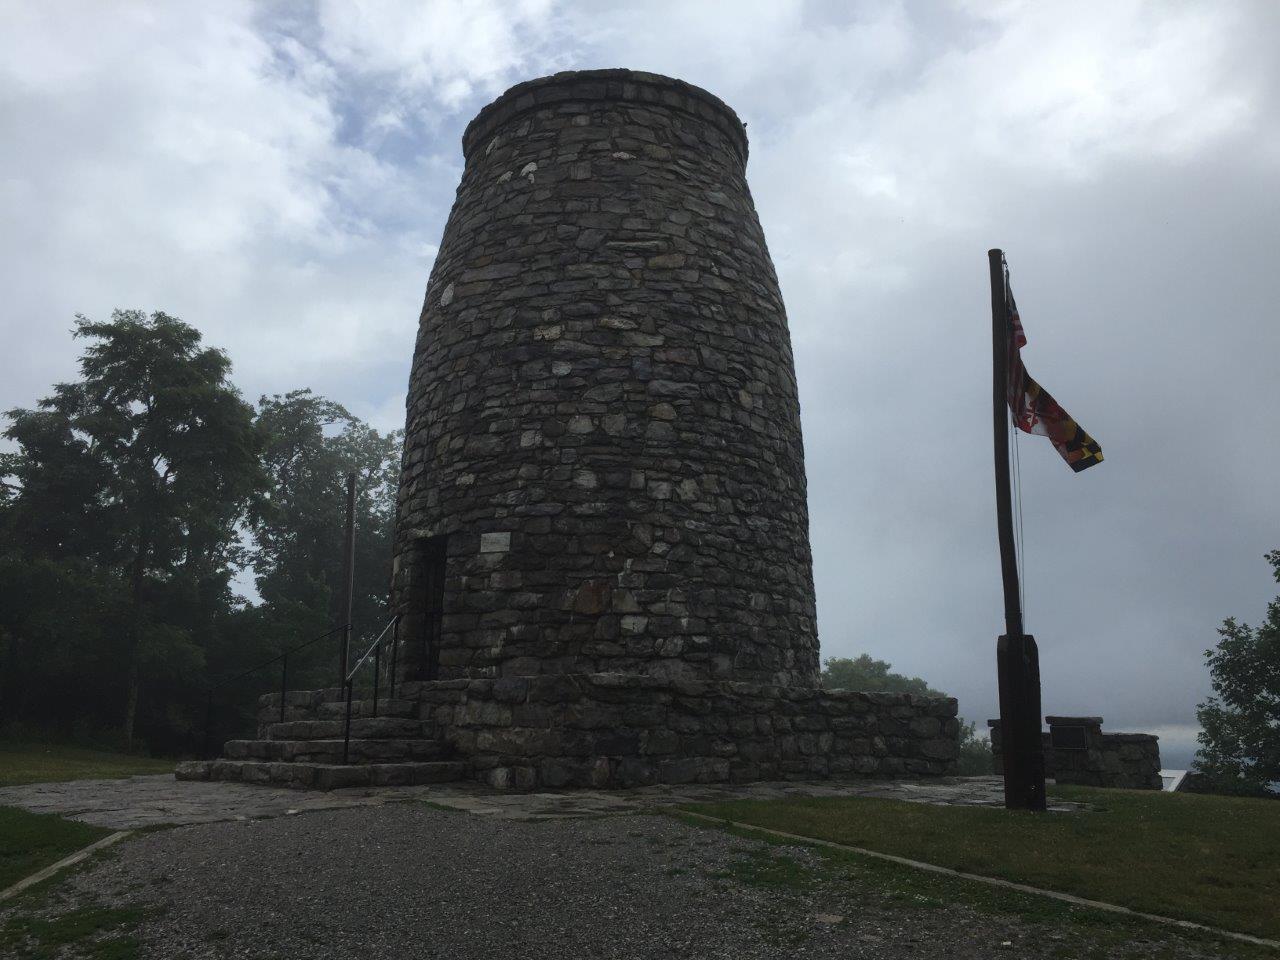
177,688,468,791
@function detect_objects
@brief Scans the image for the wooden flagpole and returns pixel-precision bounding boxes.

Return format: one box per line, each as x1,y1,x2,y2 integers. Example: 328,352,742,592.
989,248,1047,812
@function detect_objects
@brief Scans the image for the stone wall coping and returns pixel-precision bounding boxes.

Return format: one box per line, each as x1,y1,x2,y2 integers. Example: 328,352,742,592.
1045,715,1104,726
461,68,750,169
1100,733,1160,743
988,716,1108,727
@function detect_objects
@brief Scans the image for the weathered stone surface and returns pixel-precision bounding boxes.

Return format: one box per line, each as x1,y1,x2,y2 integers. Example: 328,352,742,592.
194,71,962,796
988,716,1163,790
389,69,818,686
414,673,958,789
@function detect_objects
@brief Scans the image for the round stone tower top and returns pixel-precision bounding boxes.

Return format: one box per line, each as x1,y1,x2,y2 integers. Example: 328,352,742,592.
462,68,750,169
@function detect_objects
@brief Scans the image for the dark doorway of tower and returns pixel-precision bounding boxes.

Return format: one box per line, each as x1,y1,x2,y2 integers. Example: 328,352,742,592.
401,534,447,682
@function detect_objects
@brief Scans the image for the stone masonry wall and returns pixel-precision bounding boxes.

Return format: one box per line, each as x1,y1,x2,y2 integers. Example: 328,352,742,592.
404,673,960,790
391,69,818,687
988,716,1162,790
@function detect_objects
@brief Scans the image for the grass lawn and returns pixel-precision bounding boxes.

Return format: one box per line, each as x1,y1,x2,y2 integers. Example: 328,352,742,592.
0,806,111,891
0,743,175,788
0,903,148,960
681,785,1280,940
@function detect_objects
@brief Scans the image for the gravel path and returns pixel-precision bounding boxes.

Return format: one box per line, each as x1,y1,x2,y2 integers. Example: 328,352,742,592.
2,804,1253,959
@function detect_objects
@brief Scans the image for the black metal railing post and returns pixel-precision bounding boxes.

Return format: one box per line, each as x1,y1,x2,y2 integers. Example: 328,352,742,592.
372,645,381,718
388,619,399,703
342,679,354,764
279,652,288,724
203,691,213,760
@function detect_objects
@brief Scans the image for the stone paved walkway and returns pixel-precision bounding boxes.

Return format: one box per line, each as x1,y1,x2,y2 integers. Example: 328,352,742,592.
0,774,1081,829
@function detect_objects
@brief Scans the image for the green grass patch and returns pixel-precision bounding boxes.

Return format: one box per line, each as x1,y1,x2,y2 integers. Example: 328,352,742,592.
679,786,1280,940
0,806,111,891
0,904,148,959
670,811,1274,959
0,743,174,787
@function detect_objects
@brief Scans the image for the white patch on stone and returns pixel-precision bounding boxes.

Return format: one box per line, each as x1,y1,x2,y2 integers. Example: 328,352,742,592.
480,532,512,554
551,361,572,376
457,473,475,487
572,469,598,489
520,161,537,180
611,151,635,160
485,137,499,155
440,283,454,307
496,170,513,183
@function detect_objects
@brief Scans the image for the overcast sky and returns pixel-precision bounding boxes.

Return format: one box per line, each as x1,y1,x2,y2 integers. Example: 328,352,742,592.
4,1,1278,764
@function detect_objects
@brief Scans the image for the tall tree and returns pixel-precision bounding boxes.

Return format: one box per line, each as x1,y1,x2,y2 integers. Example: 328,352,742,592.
249,390,401,680
1195,550,1280,797
820,654,944,696
2,311,259,747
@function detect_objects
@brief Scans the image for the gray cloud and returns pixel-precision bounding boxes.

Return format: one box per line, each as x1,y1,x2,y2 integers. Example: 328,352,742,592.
3,0,1277,754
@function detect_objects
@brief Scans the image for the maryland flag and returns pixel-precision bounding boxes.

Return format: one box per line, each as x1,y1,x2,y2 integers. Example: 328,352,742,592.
1002,257,1103,473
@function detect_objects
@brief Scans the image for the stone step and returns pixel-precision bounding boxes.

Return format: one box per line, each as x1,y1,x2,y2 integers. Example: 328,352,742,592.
266,717,434,741
262,690,419,719
177,759,468,790
224,738,449,764
315,698,418,720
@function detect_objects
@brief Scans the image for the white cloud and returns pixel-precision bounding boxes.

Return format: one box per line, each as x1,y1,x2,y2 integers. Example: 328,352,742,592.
317,0,560,107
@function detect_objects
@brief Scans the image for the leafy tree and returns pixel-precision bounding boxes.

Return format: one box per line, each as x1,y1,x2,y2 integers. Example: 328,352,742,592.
955,720,994,776
2,311,260,748
247,390,401,685
1195,550,1280,797
820,654,944,697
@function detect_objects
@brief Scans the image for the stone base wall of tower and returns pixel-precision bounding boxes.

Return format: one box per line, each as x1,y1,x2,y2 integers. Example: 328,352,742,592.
392,69,818,687
403,675,960,789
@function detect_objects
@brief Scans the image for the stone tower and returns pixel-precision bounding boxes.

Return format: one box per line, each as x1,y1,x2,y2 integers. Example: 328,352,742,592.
181,70,959,794
392,69,818,687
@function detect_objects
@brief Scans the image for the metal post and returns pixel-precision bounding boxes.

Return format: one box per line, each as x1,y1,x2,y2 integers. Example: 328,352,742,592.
203,691,212,760
339,472,357,684
989,248,1046,812
372,645,381,718
388,616,399,703
343,679,354,764
279,652,288,724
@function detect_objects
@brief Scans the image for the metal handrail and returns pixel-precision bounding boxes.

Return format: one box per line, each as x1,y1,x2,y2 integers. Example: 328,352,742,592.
211,624,345,694
202,623,347,759
345,617,397,683
342,615,399,764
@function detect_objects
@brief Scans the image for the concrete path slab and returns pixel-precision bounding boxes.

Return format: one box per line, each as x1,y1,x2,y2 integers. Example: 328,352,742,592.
0,774,1082,830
